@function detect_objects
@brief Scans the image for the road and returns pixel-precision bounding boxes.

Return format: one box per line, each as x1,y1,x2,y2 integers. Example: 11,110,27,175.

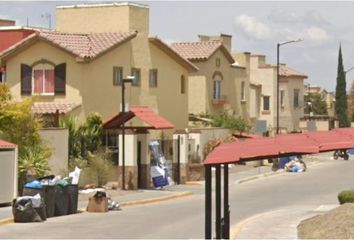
0,153,353,239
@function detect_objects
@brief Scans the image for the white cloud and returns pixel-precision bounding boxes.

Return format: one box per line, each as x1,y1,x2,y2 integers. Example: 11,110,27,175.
234,14,272,40
302,27,330,42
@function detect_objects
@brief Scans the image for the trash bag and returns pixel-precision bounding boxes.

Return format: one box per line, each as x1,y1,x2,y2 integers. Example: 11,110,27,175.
108,198,121,211
12,196,46,222
24,180,42,189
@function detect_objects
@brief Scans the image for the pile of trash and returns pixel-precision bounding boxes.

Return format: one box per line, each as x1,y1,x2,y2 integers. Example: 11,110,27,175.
12,167,82,223
284,156,307,173
80,188,121,212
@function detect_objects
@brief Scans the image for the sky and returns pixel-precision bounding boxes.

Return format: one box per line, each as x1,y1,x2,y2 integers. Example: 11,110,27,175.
1,1,354,92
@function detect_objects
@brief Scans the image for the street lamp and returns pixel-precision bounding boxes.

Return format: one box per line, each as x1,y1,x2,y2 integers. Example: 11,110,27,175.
121,76,134,190
276,39,303,134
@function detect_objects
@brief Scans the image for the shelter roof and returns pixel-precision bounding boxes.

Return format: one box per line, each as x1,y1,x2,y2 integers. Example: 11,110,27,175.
171,40,235,63
103,106,175,130
205,129,354,165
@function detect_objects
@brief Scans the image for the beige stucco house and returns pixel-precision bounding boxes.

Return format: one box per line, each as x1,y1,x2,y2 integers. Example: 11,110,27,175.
0,2,198,189
171,34,250,121
234,53,307,134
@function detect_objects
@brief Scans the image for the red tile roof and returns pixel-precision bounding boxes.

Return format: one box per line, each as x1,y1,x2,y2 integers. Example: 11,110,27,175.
0,30,137,61
32,102,80,114
171,40,234,63
103,105,175,130
0,139,16,149
279,64,307,78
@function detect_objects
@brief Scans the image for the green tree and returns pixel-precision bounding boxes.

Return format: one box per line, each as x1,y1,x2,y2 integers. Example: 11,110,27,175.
304,93,328,115
0,84,51,190
335,45,350,127
210,112,250,132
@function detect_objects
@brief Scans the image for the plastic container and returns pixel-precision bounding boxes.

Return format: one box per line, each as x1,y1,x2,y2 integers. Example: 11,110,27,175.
66,184,79,214
54,185,69,216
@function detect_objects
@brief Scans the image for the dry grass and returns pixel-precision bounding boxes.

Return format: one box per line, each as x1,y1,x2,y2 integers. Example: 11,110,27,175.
298,203,354,239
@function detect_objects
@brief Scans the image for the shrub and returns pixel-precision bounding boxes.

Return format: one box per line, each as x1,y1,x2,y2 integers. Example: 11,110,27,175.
338,190,354,204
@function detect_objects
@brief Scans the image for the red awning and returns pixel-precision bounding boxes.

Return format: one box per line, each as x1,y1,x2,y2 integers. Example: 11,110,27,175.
275,134,319,154
103,106,175,130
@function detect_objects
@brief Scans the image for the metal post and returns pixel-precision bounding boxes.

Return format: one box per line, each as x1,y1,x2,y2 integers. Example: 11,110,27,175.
121,81,126,190
205,165,212,239
177,135,181,184
223,164,230,239
215,165,221,239
276,43,280,135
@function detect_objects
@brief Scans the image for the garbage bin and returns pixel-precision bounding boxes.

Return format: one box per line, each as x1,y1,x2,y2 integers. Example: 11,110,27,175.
67,184,79,214
43,186,55,218
54,185,69,216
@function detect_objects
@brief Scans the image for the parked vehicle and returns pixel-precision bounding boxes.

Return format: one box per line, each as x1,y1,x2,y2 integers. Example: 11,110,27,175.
333,150,349,160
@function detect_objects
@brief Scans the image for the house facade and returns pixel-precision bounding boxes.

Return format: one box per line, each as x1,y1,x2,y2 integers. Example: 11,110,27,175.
234,53,307,134
171,34,250,121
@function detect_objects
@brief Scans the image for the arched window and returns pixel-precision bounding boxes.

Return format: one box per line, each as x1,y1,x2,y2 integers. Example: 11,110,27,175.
213,72,223,100
180,75,186,94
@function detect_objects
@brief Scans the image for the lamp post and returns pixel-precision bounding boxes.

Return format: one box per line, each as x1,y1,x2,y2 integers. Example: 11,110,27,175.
276,39,303,134
121,76,134,190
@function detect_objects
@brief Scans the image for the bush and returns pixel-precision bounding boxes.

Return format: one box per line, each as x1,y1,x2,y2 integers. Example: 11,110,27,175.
338,190,354,204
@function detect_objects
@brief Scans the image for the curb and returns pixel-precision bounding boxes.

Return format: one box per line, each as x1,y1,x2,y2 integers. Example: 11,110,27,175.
230,209,284,239
120,191,194,207
185,181,203,186
0,218,13,226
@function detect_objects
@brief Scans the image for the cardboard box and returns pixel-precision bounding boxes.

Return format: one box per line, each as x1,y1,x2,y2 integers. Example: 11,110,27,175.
87,196,108,213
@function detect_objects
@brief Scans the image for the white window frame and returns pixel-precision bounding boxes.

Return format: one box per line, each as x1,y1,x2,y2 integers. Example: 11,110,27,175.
32,64,55,96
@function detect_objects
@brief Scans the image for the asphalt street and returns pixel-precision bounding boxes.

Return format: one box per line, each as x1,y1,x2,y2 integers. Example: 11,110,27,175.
0,152,353,239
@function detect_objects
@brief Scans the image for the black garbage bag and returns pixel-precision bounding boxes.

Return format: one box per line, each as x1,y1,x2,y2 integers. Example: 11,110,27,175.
12,198,45,223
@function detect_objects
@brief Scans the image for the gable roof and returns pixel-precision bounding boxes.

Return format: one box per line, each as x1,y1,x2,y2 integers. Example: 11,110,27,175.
149,37,198,72
171,40,235,63
32,102,81,115
0,30,137,62
279,65,307,78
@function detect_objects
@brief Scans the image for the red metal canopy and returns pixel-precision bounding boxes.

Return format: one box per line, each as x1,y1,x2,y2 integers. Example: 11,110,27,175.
103,106,175,130
205,128,354,165
0,139,16,149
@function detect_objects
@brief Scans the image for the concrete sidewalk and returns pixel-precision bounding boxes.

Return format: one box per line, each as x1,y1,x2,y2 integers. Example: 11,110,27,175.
232,204,339,239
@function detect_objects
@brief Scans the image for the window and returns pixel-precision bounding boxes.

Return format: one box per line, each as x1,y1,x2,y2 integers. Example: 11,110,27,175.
263,96,270,111
180,75,186,94
216,58,221,67
241,81,245,101
293,89,299,108
213,72,223,100
213,80,221,99
0,67,6,83
21,62,66,96
149,69,158,88
113,67,123,86
280,90,285,107
131,68,141,86
33,64,55,95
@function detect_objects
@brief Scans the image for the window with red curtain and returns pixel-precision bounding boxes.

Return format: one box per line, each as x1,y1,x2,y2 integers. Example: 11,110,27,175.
33,65,54,95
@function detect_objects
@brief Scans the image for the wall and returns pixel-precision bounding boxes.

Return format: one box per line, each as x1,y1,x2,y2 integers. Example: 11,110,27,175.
39,128,68,174
279,77,304,131
0,30,35,52
0,148,17,203
56,3,149,35
188,128,231,163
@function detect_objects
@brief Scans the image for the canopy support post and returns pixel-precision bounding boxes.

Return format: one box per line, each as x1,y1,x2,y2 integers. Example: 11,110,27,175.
205,164,212,239
215,165,222,239
223,163,230,239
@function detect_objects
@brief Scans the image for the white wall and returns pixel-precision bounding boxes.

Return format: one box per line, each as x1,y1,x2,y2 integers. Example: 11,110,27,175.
39,128,69,175
0,148,17,203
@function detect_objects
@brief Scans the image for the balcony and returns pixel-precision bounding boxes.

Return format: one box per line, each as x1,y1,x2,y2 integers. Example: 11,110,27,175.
212,95,227,106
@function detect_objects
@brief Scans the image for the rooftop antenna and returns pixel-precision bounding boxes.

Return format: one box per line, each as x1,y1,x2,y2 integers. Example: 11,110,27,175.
41,13,51,29
26,17,29,27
